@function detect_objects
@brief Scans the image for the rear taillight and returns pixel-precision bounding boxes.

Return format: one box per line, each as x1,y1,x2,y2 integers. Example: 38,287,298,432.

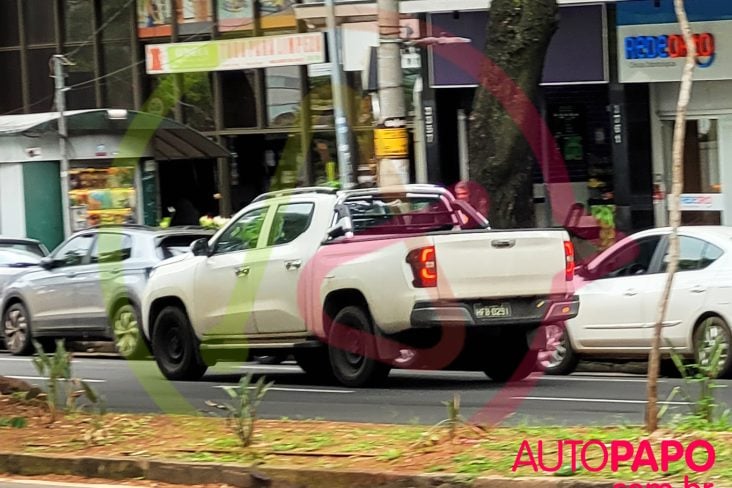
406,246,437,288
564,241,575,281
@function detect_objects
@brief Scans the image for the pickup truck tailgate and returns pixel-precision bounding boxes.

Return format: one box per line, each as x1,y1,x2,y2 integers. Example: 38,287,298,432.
432,230,569,300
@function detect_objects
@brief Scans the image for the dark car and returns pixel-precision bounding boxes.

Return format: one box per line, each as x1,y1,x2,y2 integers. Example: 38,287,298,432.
0,226,212,359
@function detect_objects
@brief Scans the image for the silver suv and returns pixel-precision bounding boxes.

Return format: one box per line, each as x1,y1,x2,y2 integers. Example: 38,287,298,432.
1,226,212,358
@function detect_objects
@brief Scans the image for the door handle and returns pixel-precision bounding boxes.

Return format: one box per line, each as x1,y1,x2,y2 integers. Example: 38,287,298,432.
491,239,516,249
285,259,302,271
235,266,250,277
691,285,707,294
624,289,639,297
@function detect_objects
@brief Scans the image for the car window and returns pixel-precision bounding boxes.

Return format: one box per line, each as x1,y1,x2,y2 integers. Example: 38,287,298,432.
53,234,95,267
267,203,314,246
214,207,267,254
661,236,718,272
701,243,724,269
594,236,662,279
90,233,133,263
344,195,456,235
158,234,211,260
0,249,41,266
0,242,46,257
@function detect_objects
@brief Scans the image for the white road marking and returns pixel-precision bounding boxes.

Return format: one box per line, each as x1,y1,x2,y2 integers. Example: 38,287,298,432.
0,478,127,488
536,375,658,384
213,385,354,394
512,396,692,405
6,375,106,384
237,364,302,372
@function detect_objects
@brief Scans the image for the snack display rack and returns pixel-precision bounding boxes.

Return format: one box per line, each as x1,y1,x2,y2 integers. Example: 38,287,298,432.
68,164,139,231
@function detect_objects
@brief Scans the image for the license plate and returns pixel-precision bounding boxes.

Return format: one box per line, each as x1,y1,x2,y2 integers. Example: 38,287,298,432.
474,303,512,319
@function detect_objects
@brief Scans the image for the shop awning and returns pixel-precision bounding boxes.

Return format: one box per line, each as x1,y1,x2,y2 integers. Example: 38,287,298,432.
0,109,230,161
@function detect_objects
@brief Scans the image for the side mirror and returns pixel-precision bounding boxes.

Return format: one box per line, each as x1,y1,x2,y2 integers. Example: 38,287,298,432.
190,238,211,257
39,257,55,270
326,224,346,240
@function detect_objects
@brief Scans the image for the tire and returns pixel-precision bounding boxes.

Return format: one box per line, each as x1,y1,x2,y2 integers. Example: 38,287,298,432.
2,302,34,356
151,306,207,381
483,331,537,382
327,306,391,387
693,315,732,379
538,324,578,376
294,348,335,382
112,303,148,360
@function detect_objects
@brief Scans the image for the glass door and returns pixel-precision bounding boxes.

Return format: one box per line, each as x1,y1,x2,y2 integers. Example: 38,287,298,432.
661,118,722,225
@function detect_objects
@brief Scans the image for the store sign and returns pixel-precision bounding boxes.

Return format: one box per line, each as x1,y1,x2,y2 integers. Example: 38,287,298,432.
673,193,724,212
145,33,325,74
618,20,732,83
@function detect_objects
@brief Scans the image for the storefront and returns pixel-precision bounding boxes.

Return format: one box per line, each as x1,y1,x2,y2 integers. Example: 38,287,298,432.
0,109,229,249
617,0,732,226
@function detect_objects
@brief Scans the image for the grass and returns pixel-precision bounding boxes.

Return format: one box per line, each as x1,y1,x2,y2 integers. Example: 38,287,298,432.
1,395,730,484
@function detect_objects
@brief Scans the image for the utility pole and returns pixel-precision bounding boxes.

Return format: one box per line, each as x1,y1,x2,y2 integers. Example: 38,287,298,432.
324,0,355,189
375,0,409,186
53,54,72,238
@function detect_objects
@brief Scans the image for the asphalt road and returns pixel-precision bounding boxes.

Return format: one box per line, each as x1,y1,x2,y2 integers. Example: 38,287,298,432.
2,352,731,426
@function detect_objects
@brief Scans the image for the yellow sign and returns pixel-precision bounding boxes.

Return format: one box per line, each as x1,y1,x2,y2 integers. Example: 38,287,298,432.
374,128,409,158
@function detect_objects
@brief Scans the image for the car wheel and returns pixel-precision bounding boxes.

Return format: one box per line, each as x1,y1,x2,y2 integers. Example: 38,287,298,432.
538,324,578,375
112,303,148,360
483,331,537,382
2,302,33,356
327,306,391,387
694,315,732,379
151,306,207,381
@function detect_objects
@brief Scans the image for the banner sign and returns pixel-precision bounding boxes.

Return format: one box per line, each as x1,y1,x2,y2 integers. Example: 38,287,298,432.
673,193,724,212
618,20,732,83
145,33,325,74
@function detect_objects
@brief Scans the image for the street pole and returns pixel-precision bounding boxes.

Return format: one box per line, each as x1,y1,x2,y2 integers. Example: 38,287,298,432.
413,75,427,183
53,54,72,238
375,0,409,186
324,0,355,189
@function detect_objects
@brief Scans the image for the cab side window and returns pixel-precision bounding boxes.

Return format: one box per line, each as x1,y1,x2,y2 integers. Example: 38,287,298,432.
53,234,95,267
214,207,267,254
267,203,314,246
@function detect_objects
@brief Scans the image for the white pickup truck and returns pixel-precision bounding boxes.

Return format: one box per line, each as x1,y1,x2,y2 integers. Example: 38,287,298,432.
142,185,578,387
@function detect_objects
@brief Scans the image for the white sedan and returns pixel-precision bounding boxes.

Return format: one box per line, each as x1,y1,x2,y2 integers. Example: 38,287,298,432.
542,226,732,378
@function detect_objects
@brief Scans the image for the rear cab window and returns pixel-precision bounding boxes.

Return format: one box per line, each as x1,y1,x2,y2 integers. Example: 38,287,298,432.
343,194,459,236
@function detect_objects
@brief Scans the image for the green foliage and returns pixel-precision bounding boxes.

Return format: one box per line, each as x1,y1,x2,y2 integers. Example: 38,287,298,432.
0,416,27,428
210,374,273,447
660,324,730,430
31,340,105,423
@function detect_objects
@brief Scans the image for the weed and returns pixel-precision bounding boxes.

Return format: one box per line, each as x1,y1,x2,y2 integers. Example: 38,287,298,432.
0,416,27,428
31,340,104,424
209,373,273,447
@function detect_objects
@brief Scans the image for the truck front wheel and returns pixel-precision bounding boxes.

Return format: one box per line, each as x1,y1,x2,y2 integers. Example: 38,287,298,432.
483,331,537,382
152,306,207,381
328,306,391,387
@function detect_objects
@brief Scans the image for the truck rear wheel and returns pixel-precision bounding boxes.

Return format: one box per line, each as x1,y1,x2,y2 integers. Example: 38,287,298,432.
483,332,536,382
152,306,207,381
328,306,391,387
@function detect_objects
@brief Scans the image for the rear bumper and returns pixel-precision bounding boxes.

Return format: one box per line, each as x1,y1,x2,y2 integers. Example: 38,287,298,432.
409,296,580,328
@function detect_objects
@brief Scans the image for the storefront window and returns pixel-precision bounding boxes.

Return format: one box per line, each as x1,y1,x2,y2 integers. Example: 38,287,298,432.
0,1,20,47
182,72,215,131
0,51,23,114
310,132,338,187
25,0,55,45
221,70,258,128
266,66,301,128
27,48,56,113
102,44,134,109
64,0,94,43
102,0,134,42
66,46,97,110
259,0,296,31
69,161,139,231
662,118,721,225
268,134,306,190
309,68,333,128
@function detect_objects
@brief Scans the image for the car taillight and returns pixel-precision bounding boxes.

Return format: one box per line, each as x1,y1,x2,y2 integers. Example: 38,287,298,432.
406,246,437,288
564,240,575,281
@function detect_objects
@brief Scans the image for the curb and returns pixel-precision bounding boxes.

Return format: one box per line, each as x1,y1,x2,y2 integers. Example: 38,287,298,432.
0,452,622,488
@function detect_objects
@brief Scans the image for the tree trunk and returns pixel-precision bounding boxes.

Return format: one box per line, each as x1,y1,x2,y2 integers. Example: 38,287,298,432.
645,0,696,433
468,0,558,229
